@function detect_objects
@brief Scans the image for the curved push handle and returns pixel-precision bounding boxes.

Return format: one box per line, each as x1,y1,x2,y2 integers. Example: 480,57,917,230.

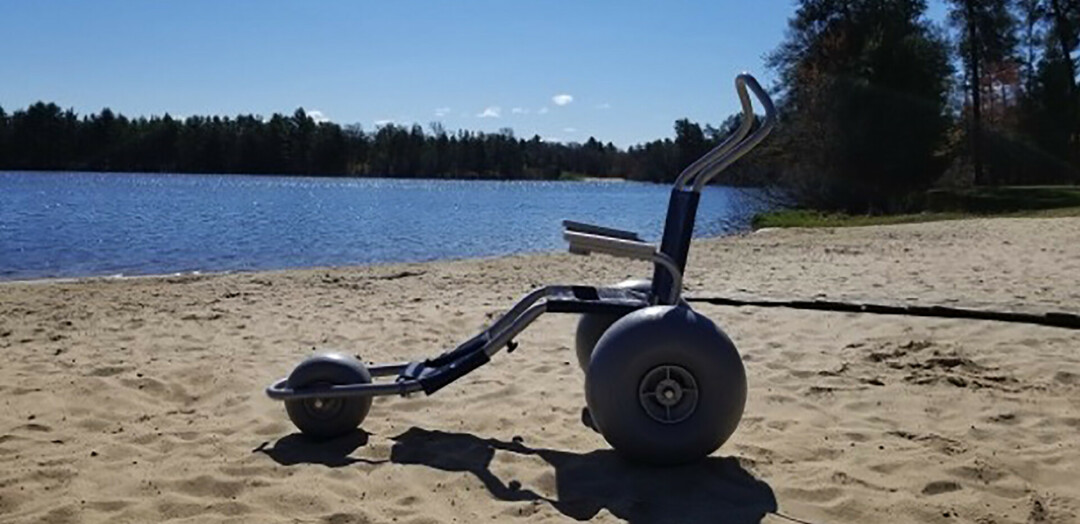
673,73,776,192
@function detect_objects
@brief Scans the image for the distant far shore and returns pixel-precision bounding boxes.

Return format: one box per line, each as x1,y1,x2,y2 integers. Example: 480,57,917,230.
0,168,635,183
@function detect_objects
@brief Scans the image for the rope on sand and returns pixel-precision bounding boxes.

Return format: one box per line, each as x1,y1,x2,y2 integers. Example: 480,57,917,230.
684,296,1080,330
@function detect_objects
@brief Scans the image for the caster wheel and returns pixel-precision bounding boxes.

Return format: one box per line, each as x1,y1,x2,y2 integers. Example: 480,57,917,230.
284,353,373,440
585,305,746,465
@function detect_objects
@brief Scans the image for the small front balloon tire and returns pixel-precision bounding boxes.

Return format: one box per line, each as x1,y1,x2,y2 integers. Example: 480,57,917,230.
284,353,373,440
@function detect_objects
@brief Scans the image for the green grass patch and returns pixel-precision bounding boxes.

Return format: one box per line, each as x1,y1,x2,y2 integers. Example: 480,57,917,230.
752,210,971,228
755,193,1080,229
557,171,587,181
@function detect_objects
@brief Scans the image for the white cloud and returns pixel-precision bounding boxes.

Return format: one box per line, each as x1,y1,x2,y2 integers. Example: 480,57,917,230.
476,106,501,118
511,107,529,115
595,103,611,110
308,110,330,123
552,94,574,106
563,127,577,133
374,119,394,127
434,107,451,117
542,136,564,143
537,107,549,115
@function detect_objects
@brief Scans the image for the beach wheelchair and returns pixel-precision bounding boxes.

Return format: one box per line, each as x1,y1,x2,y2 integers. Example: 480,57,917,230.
266,73,776,464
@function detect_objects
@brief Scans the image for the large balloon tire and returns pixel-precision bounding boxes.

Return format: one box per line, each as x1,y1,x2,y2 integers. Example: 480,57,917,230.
574,279,687,371
585,305,746,465
284,353,373,440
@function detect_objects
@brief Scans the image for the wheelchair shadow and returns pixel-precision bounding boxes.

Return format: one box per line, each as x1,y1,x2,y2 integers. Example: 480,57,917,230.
255,430,387,467
389,427,777,523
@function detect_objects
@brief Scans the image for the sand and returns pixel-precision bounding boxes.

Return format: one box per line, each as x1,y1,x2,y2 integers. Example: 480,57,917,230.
1,217,1078,523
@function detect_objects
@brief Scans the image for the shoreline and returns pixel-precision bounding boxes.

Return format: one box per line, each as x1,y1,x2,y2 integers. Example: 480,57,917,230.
0,247,561,287
0,225,772,287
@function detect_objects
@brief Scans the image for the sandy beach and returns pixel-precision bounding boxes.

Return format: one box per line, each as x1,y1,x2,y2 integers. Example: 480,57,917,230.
1,217,1078,524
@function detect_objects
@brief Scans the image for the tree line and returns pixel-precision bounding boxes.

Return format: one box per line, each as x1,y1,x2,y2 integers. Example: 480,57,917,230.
2,0,1078,214
0,102,730,183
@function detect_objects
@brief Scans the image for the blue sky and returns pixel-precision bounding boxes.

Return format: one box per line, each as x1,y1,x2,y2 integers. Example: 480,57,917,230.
2,1,951,147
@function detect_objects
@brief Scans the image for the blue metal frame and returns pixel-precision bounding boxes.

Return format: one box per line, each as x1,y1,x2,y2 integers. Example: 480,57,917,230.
651,189,701,306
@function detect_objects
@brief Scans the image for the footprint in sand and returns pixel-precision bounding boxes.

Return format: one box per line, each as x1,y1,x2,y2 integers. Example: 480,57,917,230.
88,365,132,377
170,474,247,499
321,512,373,524
85,500,132,512
1053,371,1078,385
921,480,962,495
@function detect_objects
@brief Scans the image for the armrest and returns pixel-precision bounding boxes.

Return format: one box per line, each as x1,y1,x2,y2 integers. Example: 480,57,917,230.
563,230,685,305
562,220,641,242
563,230,656,260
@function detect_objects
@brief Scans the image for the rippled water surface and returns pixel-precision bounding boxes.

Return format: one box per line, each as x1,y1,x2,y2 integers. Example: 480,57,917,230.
0,172,770,281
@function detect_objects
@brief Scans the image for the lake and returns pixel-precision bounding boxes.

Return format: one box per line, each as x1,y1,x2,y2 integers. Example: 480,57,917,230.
0,172,770,281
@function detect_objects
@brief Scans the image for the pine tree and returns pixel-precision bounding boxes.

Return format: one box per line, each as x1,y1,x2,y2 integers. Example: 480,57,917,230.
947,0,1018,184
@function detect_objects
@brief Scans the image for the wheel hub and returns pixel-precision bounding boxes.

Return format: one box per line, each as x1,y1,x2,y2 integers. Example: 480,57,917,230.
638,365,699,424
302,382,343,420
303,397,343,419
654,378,684,406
